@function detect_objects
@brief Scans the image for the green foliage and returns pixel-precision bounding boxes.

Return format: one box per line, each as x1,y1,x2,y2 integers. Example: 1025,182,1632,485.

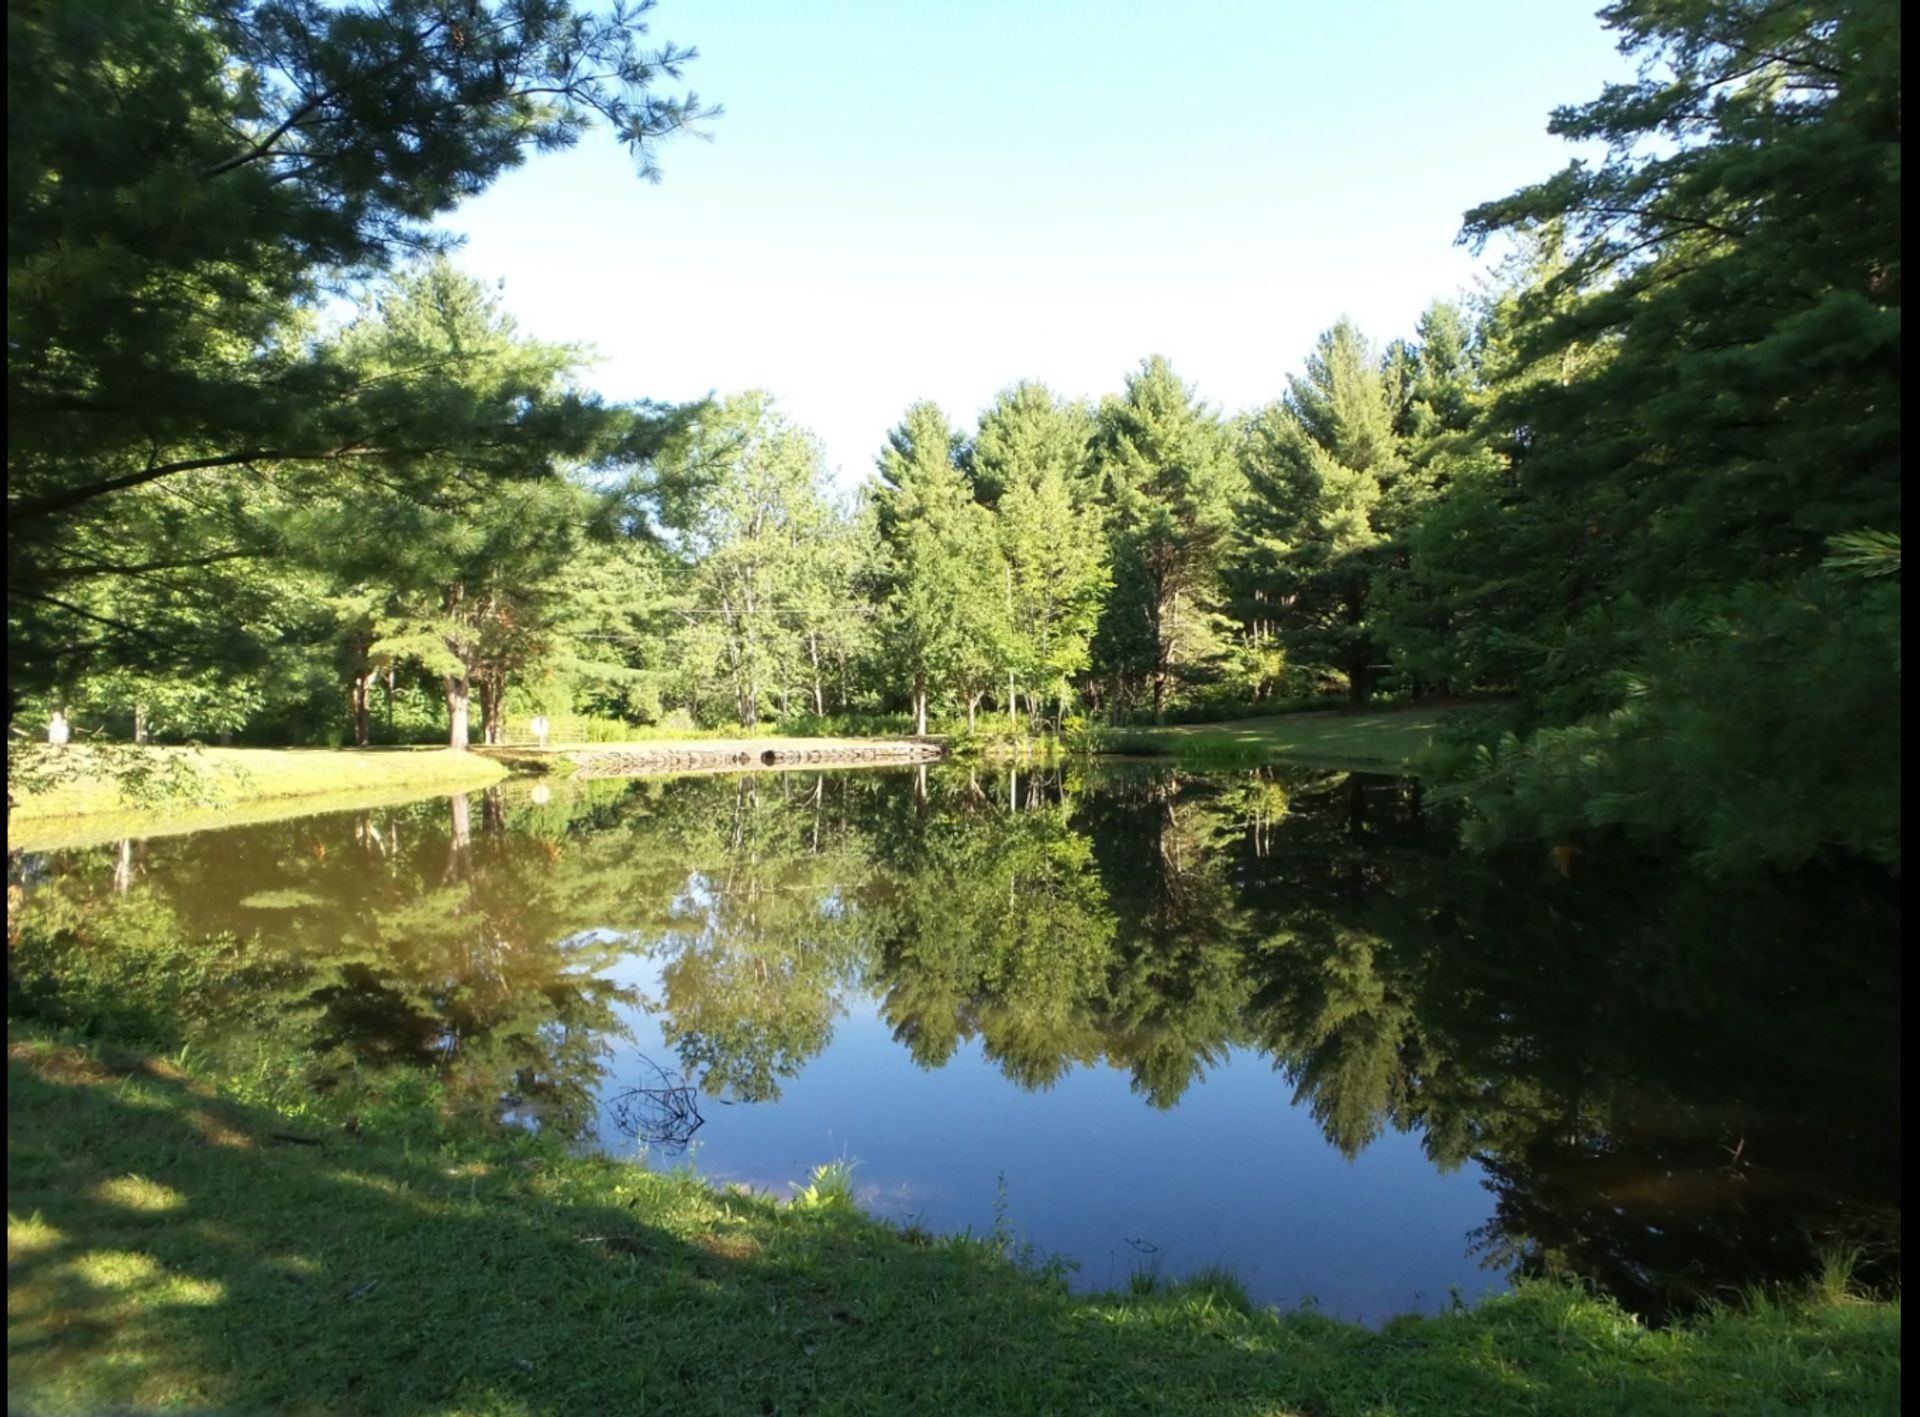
1825,529,1901,580
1233,319,1405,706
1412,0,1904,868
7,0,710,713
1092,358,1246,721
974,383,1111,725
870,402,1011,732
790,1160,860,1210
654,393,865,726
9,0,1899,882
1445,574,1900,871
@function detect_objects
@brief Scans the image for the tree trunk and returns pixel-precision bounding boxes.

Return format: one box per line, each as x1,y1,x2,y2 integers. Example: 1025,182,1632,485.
1346,576,1371,707
447,792,472,874
477,676,505,746
912,677,928,736
966,693,979,733
350,674,371,748
1008,672,1018,731
809,634,825,717
132,704,148,745
481,687,497,746
1348,653,1371,707
445,675,471,750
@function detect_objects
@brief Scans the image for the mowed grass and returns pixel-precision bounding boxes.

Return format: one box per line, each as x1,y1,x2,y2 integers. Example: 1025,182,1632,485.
8,746,510,852
1106,708,1462,771
7,1031,1900,1417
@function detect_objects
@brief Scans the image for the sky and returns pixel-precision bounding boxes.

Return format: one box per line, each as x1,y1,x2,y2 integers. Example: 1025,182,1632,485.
446,0,1636,489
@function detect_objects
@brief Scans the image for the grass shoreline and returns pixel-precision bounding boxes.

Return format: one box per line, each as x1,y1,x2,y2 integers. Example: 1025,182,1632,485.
6,1028,1900,1416
8,746,513,853
1093,706,1469,771
7,709,1469,853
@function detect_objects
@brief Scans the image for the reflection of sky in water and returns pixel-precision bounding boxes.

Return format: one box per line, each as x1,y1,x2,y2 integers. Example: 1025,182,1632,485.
593,950,1499,1323
19,765,1896,1327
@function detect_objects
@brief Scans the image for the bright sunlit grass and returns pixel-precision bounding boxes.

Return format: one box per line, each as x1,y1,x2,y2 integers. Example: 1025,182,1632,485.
8,745,510,851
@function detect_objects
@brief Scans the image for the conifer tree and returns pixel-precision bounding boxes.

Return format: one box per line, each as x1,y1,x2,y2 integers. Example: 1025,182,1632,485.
309,262,615,748
7,0,710,712
1092,358,1243,721
1428,0,1902,868
971,384,1109,724
872,404,1009,733
1234,321,1403,705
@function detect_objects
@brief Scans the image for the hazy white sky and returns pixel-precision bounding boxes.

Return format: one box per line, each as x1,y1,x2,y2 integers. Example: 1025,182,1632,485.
446,1,1633,488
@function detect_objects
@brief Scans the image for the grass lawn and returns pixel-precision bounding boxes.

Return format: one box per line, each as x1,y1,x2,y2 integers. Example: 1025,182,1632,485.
8,746,510,853
7,1030,1900,1417
1104,707,1468,771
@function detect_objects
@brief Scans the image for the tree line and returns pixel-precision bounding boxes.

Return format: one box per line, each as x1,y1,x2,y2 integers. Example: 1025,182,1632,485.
8,0,1898,870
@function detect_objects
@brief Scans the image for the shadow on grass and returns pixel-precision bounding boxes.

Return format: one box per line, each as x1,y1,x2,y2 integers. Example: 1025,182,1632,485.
7,1038,1899,1417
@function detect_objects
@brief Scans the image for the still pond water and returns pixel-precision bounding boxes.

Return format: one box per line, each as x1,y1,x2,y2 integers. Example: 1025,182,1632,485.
11,764,1901,1323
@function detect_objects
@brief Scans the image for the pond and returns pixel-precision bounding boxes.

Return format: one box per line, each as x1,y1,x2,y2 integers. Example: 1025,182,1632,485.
8,763,1901,1324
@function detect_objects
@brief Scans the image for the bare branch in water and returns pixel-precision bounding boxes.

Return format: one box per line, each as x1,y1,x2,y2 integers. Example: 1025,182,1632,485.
605,1053,705,1153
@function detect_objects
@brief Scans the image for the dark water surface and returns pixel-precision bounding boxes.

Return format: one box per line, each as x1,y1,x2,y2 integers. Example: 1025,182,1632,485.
10,764,1901,1323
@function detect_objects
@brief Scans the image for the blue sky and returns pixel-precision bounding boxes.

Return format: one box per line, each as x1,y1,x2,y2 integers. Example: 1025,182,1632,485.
447,1,1634,487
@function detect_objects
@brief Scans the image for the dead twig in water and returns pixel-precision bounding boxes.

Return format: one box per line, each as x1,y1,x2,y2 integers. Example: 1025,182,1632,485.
605,1053,705,1154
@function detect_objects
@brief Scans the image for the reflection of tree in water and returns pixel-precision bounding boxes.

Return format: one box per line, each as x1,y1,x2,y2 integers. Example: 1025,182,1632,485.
633,774,874,1102
1082,770,1262,1105
1401,859,1903,1319
864,763,1901,1315
1232,776,1902,1318
10,762,1900,1319
870,768,1117,1089
12,783,655,1140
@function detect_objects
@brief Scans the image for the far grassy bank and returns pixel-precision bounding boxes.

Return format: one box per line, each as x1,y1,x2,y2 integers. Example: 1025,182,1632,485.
1099,706,1467,771
7,1028,1900,1417
8,746,511,853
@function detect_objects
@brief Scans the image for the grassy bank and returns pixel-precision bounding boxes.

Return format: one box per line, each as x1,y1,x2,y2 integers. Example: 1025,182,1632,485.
7,1030,1898,1417
1102,708,1465,771
8,746,511,853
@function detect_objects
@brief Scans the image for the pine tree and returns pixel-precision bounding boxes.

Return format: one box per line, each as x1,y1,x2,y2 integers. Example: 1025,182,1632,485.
871,404,1009,733
1234,321,1404,705
1092,358,1243,721
971,384,1108,725
7,0,710,715
307,262,611,748
1427,0,1902,868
